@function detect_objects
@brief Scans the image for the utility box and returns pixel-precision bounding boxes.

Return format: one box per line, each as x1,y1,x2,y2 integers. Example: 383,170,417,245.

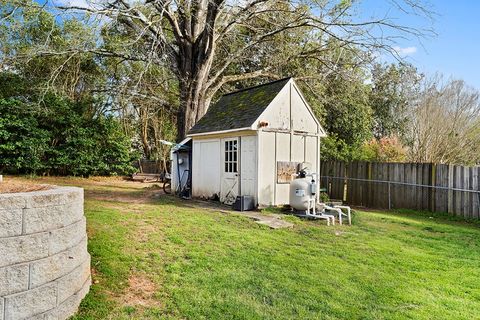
232,196,255,211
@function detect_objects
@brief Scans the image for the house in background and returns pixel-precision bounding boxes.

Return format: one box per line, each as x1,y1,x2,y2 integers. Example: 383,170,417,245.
172,77,326,207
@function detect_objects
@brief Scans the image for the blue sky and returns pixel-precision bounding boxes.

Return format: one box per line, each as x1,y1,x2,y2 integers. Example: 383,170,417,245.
360,0,480,89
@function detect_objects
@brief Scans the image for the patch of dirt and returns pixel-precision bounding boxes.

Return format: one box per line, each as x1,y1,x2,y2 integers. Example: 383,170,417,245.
119,273,161,308
85,185,165,204
0,181,52,193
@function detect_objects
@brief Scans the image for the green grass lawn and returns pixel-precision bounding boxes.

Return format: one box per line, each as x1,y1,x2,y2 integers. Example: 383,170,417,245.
12,177,480,319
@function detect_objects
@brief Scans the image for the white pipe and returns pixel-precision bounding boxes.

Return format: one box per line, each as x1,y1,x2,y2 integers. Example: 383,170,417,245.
305,212,335,225
305,199,335,225
334,205,352,225
306,214,331,226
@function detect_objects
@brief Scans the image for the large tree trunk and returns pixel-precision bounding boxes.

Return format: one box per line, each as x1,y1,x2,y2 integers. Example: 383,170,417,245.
176,41,214,140
139,107,151,158
176,79,209,141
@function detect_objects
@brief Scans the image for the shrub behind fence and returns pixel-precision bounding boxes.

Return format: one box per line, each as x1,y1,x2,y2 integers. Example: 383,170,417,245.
320,161,480,219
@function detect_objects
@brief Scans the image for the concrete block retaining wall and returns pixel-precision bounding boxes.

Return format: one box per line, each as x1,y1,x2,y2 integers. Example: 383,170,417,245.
0,186,90,320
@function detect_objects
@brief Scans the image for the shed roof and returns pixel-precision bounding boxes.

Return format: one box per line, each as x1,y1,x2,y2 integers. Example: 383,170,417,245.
188,77,291,135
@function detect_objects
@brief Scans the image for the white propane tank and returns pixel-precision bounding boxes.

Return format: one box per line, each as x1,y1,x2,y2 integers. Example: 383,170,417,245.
289,177,315,211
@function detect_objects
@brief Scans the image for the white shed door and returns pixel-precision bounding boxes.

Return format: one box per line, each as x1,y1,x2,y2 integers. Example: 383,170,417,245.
192,140,221,198
240,136,256,198
220,138,239,204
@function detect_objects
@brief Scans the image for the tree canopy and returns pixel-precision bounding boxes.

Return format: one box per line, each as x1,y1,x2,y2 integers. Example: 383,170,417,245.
2,0,480,168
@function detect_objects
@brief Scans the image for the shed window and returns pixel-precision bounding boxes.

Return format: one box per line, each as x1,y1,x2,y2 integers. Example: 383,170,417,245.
224,140,238,173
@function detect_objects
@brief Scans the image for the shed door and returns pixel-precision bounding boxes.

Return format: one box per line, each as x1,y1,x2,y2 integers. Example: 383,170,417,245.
220,138,239,204
240,136,256,198
192,140,221,198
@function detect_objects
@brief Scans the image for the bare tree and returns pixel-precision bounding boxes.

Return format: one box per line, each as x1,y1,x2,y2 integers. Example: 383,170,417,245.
407,77,480,165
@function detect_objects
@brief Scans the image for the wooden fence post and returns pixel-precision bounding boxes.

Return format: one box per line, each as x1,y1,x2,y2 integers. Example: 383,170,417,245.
367,162,372,207
343,162,348,202
388,182,391,210
430,163,436,212
448,164,454,214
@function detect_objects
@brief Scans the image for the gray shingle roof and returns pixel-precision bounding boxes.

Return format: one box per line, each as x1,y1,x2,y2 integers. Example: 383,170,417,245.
188,77,291,135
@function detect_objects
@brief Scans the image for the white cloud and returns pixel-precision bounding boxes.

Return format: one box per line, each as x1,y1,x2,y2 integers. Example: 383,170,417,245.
393,46,417,56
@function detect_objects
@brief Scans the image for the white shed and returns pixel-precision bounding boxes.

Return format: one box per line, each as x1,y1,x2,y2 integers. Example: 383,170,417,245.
182,77,326,207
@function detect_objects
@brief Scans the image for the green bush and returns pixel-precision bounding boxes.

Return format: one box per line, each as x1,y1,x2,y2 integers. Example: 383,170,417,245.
320,192,330,203
0,96,137,176
320,134,371,162
0,99,50,173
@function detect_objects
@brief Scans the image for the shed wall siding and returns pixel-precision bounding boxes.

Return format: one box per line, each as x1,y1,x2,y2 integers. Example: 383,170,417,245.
240,136,257,200
257,132,276,206
192,139,221,198
258,131,320,206
291,85,318,133
305,136,318,171
274,132,290,206
275,132,291,204
252,81,321,134
291,134,305,162
255,84,291,130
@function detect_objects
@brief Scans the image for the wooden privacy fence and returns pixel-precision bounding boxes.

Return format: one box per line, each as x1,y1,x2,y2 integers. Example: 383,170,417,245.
136,159,165,174
320,161,480,219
